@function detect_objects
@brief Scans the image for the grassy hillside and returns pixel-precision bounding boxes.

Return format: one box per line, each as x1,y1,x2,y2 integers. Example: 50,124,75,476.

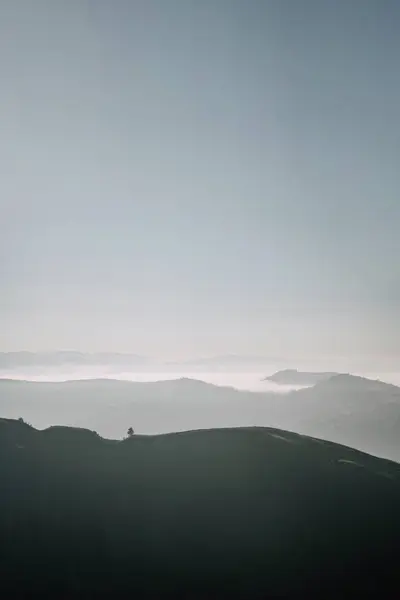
1,419,400,598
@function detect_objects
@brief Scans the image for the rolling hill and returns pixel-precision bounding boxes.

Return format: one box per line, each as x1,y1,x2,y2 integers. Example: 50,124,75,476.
1,374,400,460
288,374,400,459
1,419,399,598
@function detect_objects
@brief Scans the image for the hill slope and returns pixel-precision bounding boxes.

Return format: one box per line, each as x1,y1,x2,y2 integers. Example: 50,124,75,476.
1,420,400,598
289,374,400,459
1,374,400,461
264,369,339,385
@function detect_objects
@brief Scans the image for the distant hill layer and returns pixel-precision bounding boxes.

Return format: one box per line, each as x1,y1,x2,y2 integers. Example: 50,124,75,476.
168,354,274,367
1,420,399,598
0,352,274,370
1,373,400,461
264,369,340,385
0,351,149,369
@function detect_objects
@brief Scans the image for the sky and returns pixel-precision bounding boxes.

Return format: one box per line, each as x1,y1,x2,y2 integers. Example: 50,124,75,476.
1,0,399,361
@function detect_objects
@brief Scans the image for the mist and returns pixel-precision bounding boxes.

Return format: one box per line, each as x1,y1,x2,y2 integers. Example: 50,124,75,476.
2,353,400,388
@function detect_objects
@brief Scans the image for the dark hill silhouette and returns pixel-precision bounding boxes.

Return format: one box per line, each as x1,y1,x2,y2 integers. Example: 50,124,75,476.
1,420,400,598
1,374,400,460
264,369,339,385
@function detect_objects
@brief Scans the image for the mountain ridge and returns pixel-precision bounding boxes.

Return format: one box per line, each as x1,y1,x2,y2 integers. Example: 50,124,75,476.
265,369,340,385
1,374,400,460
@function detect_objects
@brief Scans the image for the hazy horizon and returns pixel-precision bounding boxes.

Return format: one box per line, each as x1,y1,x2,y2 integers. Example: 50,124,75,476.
2,349,400,391
1,349,400,372
2,1,400,359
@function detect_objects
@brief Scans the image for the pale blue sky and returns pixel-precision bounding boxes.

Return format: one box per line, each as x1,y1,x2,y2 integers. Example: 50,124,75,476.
1,0,399,359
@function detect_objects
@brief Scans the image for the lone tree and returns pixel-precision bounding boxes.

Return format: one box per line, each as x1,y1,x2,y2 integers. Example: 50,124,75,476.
127,427,134,438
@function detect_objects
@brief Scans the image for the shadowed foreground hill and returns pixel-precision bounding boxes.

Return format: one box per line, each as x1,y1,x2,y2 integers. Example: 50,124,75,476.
1,420,400,598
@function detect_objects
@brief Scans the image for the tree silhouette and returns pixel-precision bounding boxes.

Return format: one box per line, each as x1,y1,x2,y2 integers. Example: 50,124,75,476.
127,427,134,438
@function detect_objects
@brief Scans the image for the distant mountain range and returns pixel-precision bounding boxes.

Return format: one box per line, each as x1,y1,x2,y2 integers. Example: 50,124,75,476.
264,369,340,386
0,352,282,374
1,372,400,462
0,351,150,370
288,374,400,459
166,354,281,371
174,354,276,364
